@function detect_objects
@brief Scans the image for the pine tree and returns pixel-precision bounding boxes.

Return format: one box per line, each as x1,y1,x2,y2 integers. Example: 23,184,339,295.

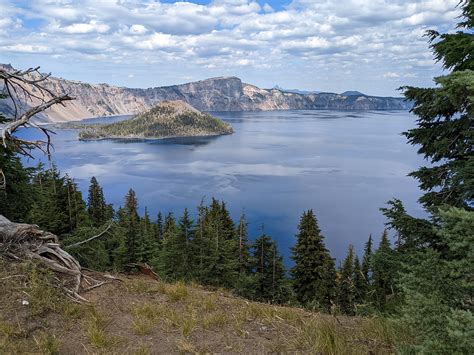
360,234,373,301
237,213,252,274
399,208,474,353
0,147,37,222
400,0,473,210
64,175,88,231
252,234,290,303
28,166,87,237
155,212,178,278
337,245,355,315
155,211,163,241
353,256,365,306
371,230,397,310
190,199,238,288
291,209,336,311
157,208,194,281
114,207,130,269
388,5,474,350
138,207,156,262
163,212,177,236
174,208,194,279
87,176,107,227
123,189,140,264
216,200,239,287
233,213,257,298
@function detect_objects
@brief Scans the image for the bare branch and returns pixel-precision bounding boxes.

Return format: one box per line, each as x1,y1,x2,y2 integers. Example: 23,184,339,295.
0,66,74,156
64,221,114,250
1,94,72,147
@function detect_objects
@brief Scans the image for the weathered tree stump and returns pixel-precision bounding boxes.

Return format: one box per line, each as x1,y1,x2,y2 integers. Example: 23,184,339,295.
0,215,84,300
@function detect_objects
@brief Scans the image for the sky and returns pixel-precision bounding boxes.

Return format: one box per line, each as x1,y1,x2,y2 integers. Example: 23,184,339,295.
0,0,462,96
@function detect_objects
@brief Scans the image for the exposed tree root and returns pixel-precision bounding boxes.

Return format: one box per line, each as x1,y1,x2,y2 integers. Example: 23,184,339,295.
0,215,113,302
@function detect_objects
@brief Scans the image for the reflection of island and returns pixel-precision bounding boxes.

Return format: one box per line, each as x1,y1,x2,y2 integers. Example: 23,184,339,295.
78,100,233,141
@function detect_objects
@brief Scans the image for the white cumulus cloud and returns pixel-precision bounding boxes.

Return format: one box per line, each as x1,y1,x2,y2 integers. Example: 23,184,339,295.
0,0,463,96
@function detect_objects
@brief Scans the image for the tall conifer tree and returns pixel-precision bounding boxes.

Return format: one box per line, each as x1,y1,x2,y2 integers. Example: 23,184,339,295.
138,207,156,262
87,176,107,227
0,148,37,223
252,234,290,303
123,189,140,263
291,209,336,310
337,245,355,314
360,234,373,301
237,213,252,274
401,1,473,210
353,255,365,306
384,3,474,351
155,211,163,241
371,230,396,310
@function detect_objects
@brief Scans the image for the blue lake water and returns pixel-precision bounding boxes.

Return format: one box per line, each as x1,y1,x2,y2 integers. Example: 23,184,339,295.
22,110,425,264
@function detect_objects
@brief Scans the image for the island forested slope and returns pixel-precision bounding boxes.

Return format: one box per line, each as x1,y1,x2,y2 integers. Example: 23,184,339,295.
78,100,233,140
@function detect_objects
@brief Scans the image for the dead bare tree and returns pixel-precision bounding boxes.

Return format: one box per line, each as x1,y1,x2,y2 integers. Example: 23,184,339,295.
0,66,72,159
0,66,113,301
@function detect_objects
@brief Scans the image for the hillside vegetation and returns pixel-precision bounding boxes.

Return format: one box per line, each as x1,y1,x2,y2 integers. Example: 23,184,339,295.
0,260,410,354
78,100,233,140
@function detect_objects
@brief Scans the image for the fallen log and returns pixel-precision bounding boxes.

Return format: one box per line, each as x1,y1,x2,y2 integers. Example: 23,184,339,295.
126,262,160,281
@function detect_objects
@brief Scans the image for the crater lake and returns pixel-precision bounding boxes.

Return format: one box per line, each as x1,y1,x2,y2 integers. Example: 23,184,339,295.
20,110,425,263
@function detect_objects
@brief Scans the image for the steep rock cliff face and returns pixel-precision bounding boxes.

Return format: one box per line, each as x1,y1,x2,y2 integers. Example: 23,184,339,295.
0,64,411,122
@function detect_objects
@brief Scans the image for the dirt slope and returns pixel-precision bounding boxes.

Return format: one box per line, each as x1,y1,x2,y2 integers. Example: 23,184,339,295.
0,261,405,354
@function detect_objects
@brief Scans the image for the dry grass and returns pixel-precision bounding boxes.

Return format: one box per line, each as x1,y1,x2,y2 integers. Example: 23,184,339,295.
1,261,413,354
202,312,228,330
133,344,151,355
176,338,196,353
86,307,116,349
163,281,189,302
33,332,61,355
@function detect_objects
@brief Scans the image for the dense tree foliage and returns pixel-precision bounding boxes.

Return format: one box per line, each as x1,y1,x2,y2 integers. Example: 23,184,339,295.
0,147,36,222
399,208,473,353
291,210,336,311
252,234,291,303
382,1,474,352
87,176,107,227
370,230,397,311
336,245,355,315
401,1,473,210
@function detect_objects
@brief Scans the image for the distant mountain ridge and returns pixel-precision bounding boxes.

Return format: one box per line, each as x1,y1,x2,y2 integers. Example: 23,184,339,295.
0,64,412,122
272,85,322,95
